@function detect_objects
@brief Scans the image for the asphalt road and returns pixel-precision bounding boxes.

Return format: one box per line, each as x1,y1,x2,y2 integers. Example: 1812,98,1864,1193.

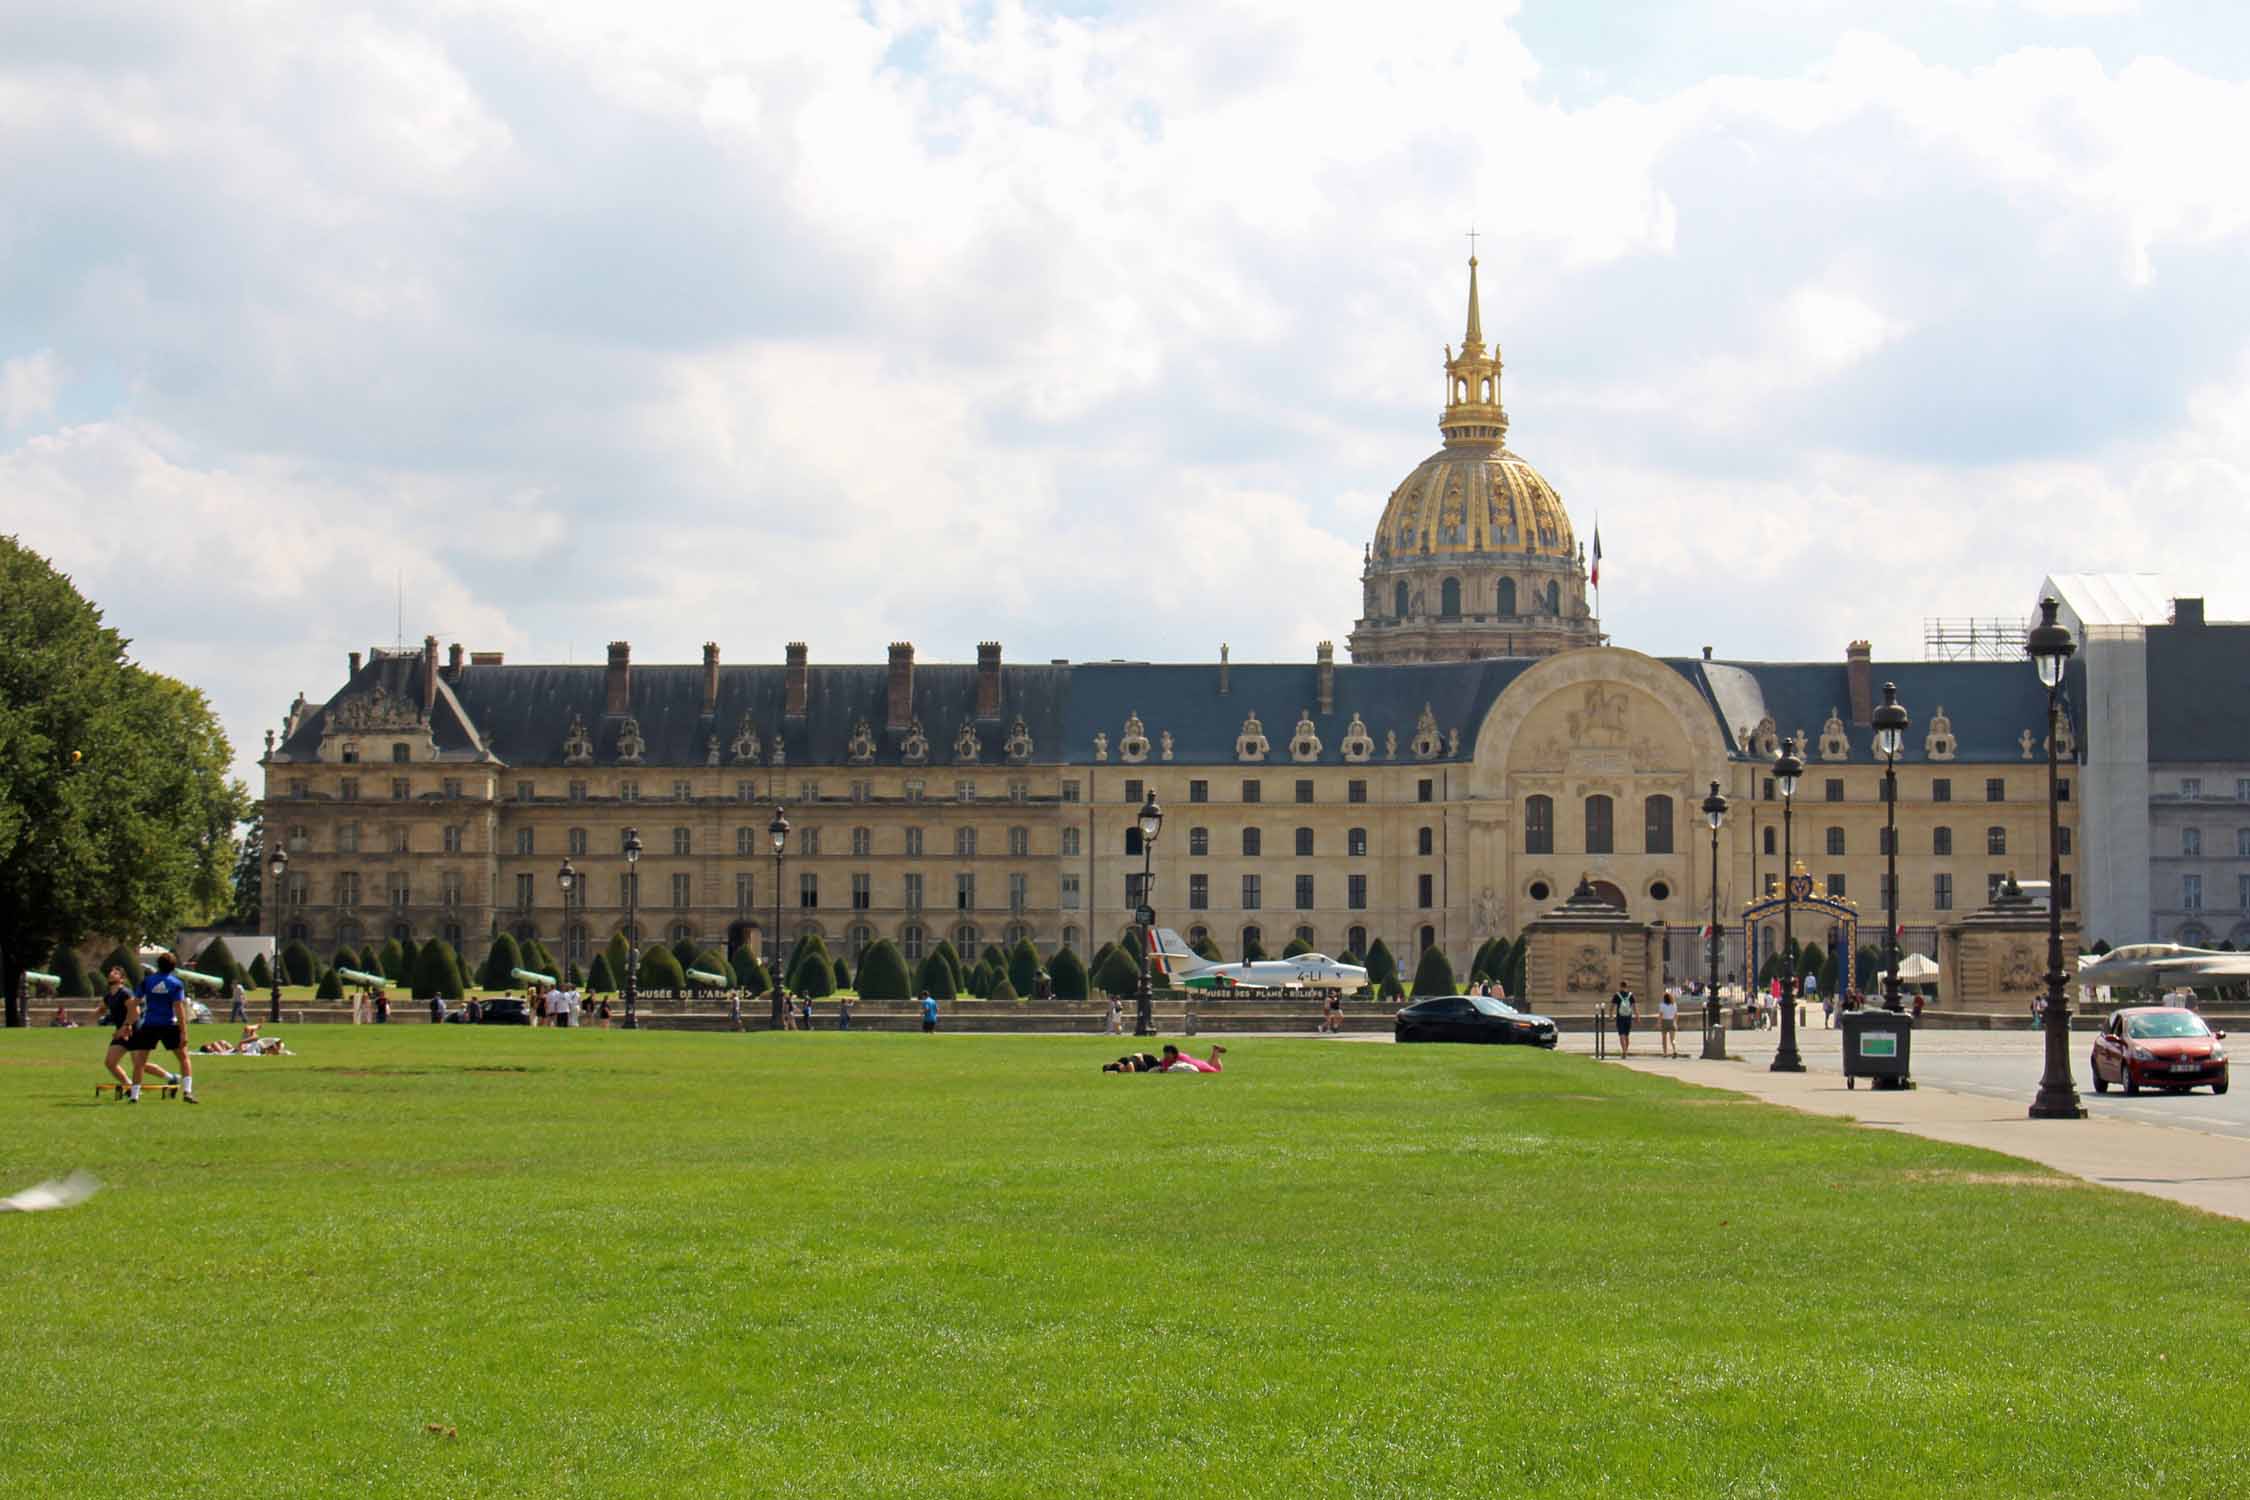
1694,1023,2250,1142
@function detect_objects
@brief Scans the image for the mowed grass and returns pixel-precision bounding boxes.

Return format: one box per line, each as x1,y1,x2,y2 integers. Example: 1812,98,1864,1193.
2,1030,2246,1498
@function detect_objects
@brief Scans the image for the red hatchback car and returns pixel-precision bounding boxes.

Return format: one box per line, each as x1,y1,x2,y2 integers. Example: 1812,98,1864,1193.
2090,1007,2229,1096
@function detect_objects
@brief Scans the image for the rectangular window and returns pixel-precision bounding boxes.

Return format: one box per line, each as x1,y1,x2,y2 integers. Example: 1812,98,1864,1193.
1295,780,1314,804
1348,779,1367,804
2057,779,2071,802
801,827,820,857
1934,873,1953,911
391,744,410,764
1008,780,1028,803
1295,827,1314,857
515,828,535,856
954,827,975,858
1348,874,1367,910
1060,874,1081,910
1124,779,1143,804
1826,874,1846,898
905,827,924,857
738,781,758,802
1060,780,1079,803
2058,873,2073,910
1417,779,1434,804
568,828,588,857
1126,873,1148,908
1987,827,2007,856
956,780,976,802
1348,828,1368,857
1061,827,1080,857
852,873,871,910
671,873,692,908
1826,827,1846,856
1241,874,1261,910
2240,874,2250,910
1188,873,1208,911
903,873,923,911
1008,827,1029,857
2059,826,2072,856
1242,828,1262,857
737,827,756,856
1986,778,2005,802
2184,874,2204,911
1645,797,1674,854
338,823,360,853
1189,827,1209,856
851,827,872,857
289,779,308,799
672,827,691,856
1295,874,1315,910
389,875,410,910
620,780,640,802
1761,777,1774,801
1932,778,1951,803
340,779,359,802
1008,874,1027,914
906,780,926,802
955,873,974,911
2183,828,2202,857
389,827,408,854
1877,826,1893,856
1824,779,1844,802
1242,779,1262,804
1525,798,1553,855
440,778,460,799
392,778,410,800
672,780,692,802
1585,797,1614,854
2237,777,2250,802
735,874,754,913
1879,873,1896,907
1934,826,1952,856
516,781,534,802
799,781,820,803
801,872,819,909
1763,826,1776,856
442,826,463,853
854,780,873,803
2182,777,2202,798
1417,873,1434,909
569,780,588,802
1189,780,1209,804
333,872,360,906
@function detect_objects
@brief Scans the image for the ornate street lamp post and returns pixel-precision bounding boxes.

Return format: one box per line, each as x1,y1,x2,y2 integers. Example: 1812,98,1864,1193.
267,845,289,1023
1772,743,1805,1073
1701,781,1728,1061
1132,791,1164,1037
2026,597,2086,1120
768,807,790,1028
557,857,577,984
1872,683,1910,1013
622,827,643,1029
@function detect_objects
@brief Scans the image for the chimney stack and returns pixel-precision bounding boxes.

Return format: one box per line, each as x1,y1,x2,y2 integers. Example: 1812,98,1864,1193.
887,642,915,731
1218,643,1231,696
1701,645,1712,661
976,641,1003,719
2175,597,2206,628
785,642,808,718
421,635,439,714
447,642,464,678
702,642,720,715
1316,641,1335,715
605,641,632,717
470,651,503,666
349,650,362,677
1845,641,1872,726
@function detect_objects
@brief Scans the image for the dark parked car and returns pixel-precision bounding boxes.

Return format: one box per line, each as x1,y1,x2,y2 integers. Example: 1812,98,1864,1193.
475,998,532,1026
1396,994,1558,1047
2090,1006,2228,1095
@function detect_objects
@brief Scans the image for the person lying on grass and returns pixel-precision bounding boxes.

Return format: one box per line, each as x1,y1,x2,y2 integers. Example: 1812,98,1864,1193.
1101,1044,1226,1074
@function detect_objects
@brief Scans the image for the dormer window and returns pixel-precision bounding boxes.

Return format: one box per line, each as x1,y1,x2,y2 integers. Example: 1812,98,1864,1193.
341,742,360,764
392,743,410,763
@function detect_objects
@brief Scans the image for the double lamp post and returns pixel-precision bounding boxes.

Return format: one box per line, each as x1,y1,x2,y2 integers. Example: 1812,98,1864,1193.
1132,791,1163,1037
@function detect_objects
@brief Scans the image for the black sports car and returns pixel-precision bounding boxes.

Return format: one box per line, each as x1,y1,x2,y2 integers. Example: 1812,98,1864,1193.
1395,994,1559,1046
475,998,532,1025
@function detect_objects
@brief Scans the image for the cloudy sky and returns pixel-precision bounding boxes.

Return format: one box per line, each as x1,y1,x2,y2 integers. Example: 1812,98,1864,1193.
6,0,2248,787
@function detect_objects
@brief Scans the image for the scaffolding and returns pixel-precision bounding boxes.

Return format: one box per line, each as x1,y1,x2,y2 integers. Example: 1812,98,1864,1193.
1923,617,2026,662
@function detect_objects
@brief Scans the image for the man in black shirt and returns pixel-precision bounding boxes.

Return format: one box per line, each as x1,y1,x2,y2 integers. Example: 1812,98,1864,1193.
98,966,138,1093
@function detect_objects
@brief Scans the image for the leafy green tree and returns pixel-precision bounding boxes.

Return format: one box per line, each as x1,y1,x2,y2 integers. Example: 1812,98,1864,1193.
477,932,524,990
730,946,770,994
638,943,687,994
315,966,344,1000
1283,936,1313,958
247,952,272,989
1800,943,1826,989
586,952,616,994
47,942,90,997
1364,938,1397,989
102,943,145,985
914,950,955,999
990,974,1019,1001
410,940,464,1001
1241,932,1267,962
227,811,265,929
1411,944,1458,998
276,940,313,987
0,538,248,1025
786,945,833,998
1855,945,1880,989
1192,935,1222,962
855,939,911,1000
377,938,409,984
1048,946,1088,1000
1007,938,1043,998
1091,945,1141,997
196,935,243,990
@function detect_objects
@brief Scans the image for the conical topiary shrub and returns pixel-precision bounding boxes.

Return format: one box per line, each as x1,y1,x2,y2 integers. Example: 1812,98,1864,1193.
1411,944,1457,998
1048,946,1088,1001
855,939,912,1001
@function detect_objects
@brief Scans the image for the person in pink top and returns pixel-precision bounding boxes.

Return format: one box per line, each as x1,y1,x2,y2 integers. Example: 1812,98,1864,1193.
1160,1043,1227,1073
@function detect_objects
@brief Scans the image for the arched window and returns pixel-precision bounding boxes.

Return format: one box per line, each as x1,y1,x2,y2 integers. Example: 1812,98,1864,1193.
336,921,362,948
567,923,589,965
1987,826,2007,856
1188,925,1210,948
901,923,925,963
1005,923,1030,948
1497,577,1517,616
1346,925,1368,959
1525,795,1554,854
1417,826,1434,856
1061,925,1079,952
285,921,308,943
1585,794,1614,854
955,924,978,954
1826,827,1846,856
1241,925,1265,960
1295,925,1315,946
1440,578,1461,617
1419,924,1436,956
670,922,693,945
1644,795,1674,854
1394,581,1410,618
1242,828,1261,857
847,924,873,961
1348,827,1368,856
1295,827,1314,856
1544,580,1561,613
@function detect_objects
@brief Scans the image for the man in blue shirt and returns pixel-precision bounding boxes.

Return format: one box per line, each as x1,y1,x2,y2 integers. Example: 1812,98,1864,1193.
919,991,939,1033
129,953,198,1103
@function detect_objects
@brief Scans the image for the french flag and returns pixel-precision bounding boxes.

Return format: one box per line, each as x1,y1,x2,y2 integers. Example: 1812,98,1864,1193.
1591,526,1602,587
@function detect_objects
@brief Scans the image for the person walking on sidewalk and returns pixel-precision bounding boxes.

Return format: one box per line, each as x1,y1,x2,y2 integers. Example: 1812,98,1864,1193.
1658,990,1679,1057
1611,987,1637,1057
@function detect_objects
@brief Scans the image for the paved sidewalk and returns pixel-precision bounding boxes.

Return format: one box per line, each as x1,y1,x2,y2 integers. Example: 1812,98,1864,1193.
1604,1036,2250,1223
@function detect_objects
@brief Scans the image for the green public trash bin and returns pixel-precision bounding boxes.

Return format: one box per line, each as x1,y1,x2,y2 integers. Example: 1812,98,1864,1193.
1840,1009,1914,1090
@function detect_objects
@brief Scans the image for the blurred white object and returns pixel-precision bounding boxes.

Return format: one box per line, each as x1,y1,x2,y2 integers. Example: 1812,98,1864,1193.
1,1171,101,1213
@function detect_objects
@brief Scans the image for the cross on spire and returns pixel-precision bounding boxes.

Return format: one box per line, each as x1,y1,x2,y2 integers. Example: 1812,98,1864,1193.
1466,225,1479,259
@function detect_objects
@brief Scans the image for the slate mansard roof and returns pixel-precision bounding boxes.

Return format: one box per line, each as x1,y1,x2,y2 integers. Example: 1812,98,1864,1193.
275,645,2078,772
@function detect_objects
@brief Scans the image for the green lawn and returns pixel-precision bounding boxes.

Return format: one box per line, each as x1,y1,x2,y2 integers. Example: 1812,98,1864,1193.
1,1030,2243,1497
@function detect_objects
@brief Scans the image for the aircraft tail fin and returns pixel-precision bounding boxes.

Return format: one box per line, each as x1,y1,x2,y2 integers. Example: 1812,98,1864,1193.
1146,927,1212,982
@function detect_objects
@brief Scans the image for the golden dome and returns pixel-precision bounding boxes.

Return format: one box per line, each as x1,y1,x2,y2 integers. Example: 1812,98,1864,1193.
1370,446,1577,563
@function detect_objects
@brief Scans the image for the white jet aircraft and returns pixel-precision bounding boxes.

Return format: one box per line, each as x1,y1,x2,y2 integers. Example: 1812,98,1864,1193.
1144,928,1371,992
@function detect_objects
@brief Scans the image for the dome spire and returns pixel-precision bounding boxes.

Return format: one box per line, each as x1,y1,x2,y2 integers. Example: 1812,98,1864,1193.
1440,243,1505,447
1462,241,1484,354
